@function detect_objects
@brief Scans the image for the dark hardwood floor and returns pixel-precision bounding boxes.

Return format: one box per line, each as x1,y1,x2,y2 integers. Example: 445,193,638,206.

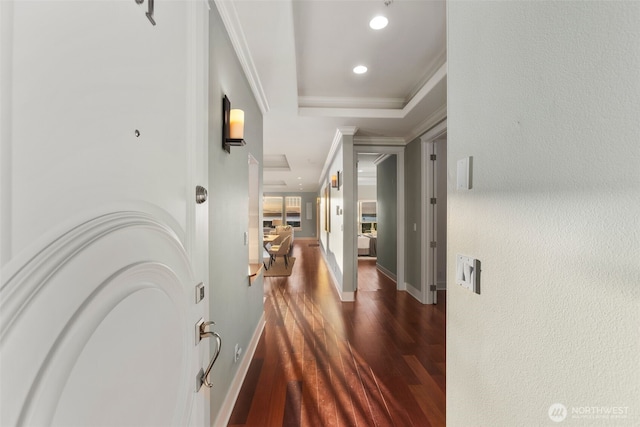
228,241,446,427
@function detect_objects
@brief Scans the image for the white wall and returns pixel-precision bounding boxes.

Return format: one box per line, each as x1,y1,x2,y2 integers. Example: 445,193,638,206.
448,2,640,425
319,184,328,251
319,129,359,300
325,144,345,286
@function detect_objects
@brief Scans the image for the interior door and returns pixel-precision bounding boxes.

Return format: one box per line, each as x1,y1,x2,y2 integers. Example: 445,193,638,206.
427,142,439,304
0,1,211,425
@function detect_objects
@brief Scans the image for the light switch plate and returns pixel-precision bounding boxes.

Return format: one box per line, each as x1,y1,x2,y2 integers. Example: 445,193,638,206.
456,255,480,294
457,157,473,190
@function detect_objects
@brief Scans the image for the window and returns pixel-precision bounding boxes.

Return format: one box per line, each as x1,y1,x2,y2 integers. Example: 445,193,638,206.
263,196,283,228
285,196,301,229
358,201,377,234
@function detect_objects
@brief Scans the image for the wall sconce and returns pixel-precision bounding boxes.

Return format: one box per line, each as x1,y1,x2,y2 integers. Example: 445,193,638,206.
331,171,342,189
222,95,245,153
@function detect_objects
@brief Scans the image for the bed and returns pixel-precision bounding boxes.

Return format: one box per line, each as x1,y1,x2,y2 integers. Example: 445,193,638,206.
357,234,377,256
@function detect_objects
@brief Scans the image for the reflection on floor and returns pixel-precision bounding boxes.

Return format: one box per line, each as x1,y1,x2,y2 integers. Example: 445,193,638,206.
228,241,446,427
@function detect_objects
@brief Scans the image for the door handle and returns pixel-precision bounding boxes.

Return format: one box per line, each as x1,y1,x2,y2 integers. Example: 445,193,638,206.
197,321,221,390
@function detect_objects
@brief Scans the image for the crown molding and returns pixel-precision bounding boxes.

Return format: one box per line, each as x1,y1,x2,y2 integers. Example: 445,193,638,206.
405,104,447,142
354,136,406,146
318,127,359,184
406,49,447,102
373,154,392,165
402,63,447,116
263,179,287,186
338,126,358,136
419,119,448,143
299,107,404,119
298,96,405,110
214,0,269,114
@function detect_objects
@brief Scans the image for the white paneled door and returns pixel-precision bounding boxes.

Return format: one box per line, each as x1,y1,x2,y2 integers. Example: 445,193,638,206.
1,1,211,426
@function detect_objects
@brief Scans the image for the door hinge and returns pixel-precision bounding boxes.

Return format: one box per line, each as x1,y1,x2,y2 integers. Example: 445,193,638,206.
430,198,437,205
430,241,437,248
430,154,436,161
430,285,437,292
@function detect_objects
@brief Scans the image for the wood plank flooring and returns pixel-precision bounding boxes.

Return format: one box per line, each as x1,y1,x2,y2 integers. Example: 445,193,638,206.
228,241,446,427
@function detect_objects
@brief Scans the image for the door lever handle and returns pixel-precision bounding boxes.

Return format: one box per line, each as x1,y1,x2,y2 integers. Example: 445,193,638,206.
197,321,221,390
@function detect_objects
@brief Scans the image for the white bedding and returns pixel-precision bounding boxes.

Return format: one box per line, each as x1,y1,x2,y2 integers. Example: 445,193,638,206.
358,235,370,255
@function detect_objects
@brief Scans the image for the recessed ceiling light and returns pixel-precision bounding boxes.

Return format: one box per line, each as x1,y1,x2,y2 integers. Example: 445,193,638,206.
297,176,302,179
353,65,368,74
358,169,364,173
369,16,388,30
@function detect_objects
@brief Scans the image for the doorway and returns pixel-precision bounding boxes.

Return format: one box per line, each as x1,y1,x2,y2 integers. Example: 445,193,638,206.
352,145,405,293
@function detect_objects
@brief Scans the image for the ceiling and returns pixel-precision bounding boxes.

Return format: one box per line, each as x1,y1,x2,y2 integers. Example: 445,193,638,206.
216,0,447,192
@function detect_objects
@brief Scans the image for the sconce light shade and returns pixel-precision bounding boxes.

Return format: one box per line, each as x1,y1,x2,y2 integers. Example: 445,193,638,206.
331,174,338,188
223,95,246,153
229,109,244,139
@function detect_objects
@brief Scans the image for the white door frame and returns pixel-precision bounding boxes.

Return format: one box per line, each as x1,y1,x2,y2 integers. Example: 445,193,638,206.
352,144,405,292
185,0,211,425
420,120,447,304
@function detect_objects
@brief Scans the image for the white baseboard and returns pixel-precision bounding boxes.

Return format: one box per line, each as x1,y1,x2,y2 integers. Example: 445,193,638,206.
341,291,355,302
405,282,426,304
376,264,397,282
213,312,266,427
437,280,447,290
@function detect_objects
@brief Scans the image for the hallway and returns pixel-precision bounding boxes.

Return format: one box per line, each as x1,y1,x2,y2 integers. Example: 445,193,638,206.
228,241,446,426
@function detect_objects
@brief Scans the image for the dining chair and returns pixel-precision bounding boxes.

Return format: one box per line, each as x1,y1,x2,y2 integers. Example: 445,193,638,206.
262,247,271,270
268,235,291,268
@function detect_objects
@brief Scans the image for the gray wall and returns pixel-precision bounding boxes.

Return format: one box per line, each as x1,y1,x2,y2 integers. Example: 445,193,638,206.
404,138,422,290
264,192,318,238
207,6,264,422
376,155,397,276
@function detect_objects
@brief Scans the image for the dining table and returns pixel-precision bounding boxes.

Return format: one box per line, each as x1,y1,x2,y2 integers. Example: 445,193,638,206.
263,234,279,245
